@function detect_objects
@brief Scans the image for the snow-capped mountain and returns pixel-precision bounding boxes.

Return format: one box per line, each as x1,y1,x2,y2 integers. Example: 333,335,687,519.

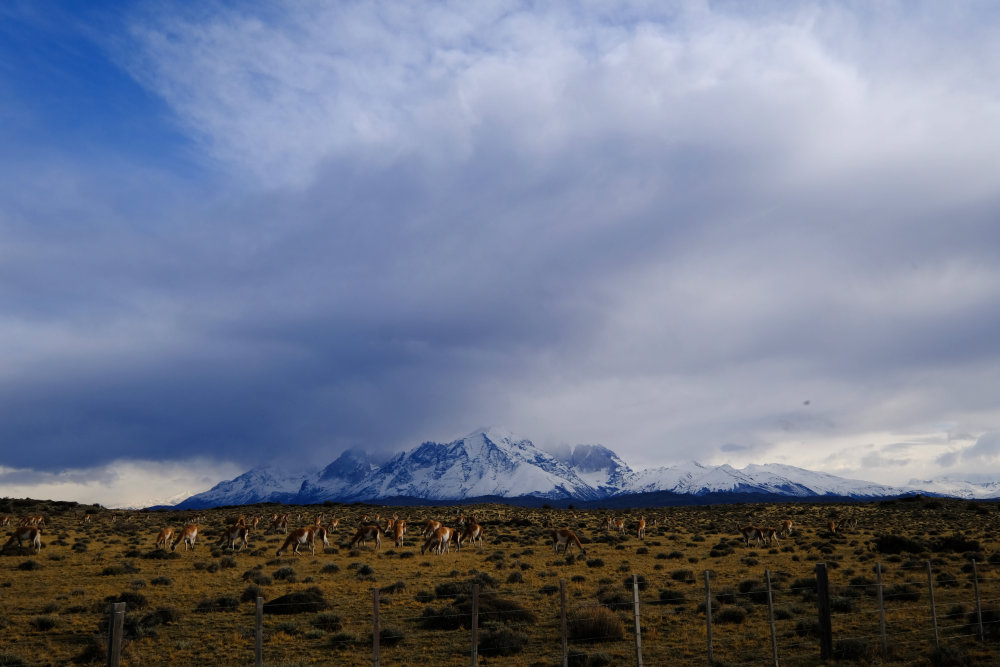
342,427,602,501
172,427,983,509
297,449,377,503
555,444,636,496
628,461,904,498
174,465,309,509
904,474,1000,500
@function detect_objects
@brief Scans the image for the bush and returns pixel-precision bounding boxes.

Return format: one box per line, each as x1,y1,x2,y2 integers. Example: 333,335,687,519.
30,616,57,631
478,624,527,656
273,567,296,582
374,626,405,646
195,595,239,613
241,584,264,603
834,638,874,661
312,613,342,632
874,535,925,555
568,606,624,643
658,588,686,605
932,534,981,553
263,587,328,615
17,561,40,571
715,606,747,624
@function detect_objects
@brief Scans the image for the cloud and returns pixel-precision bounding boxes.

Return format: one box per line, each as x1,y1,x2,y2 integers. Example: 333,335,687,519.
0,459,243,509
959,432,1000,464
2,1,1000,505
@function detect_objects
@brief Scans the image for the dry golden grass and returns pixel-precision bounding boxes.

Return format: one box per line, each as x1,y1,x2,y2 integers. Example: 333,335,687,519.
1,496,998,666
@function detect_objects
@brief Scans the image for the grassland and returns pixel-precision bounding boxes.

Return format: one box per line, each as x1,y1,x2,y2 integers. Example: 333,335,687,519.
1,495,998,666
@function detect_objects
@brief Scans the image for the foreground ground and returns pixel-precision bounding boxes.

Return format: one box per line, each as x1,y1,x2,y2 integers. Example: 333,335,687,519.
1,495,998,665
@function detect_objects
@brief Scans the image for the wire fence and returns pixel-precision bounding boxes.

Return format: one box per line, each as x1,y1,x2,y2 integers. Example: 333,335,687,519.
3,557,999,666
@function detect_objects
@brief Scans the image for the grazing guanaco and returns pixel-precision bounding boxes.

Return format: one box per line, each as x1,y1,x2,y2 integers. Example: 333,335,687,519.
349,524,382,552
154,528,174,550
551,528,586,555
4,526,41,553
172,524,198,552
421,525,454,555
277,526,329,556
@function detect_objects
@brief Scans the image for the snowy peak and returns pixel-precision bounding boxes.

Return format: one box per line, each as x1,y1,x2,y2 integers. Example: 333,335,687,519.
174,429,974,509
345,428,600,501
630,461,904,498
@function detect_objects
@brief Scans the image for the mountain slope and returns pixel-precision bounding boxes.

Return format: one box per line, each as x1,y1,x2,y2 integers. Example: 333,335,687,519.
173,428,966,509
343,428,602,501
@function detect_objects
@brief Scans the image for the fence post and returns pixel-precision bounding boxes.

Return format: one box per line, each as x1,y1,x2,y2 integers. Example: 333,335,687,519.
876,562,887,659
372,587,380,667
255,596,263,667
704,570,713,666
972,559,984,641
632,574,643,667
815,562,832,660
471,583,480,666
765,569,779,667
926,561,939,649
106,601,125,667
560,579,568,667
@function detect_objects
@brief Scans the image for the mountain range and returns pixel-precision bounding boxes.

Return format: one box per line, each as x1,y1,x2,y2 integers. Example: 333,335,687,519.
170,427,996,509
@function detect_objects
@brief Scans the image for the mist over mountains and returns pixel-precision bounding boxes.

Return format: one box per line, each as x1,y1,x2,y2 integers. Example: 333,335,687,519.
170,428,992,510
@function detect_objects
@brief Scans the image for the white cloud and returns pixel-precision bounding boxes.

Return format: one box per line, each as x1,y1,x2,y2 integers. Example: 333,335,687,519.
0,459,244,509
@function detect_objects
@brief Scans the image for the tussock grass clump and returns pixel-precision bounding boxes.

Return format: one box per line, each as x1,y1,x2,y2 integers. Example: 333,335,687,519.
567,606,624,643
195,595,239,613
658,588,685,605
263,587,328,615
715,606,747,624
311,612,342,632
874,534,925,554
478,623,528,656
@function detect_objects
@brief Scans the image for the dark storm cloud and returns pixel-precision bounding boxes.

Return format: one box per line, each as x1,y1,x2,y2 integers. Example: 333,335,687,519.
2,1,1000,494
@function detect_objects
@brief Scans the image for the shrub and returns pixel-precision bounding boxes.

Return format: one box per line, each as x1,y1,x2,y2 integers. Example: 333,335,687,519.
195,595,239,613
715,606,747,624
374,626,405,646
478,624,527,656
586,558,605,568
312,613,342,632
874,535,925,555
567,606,624,643
931,534,981,553
273,567,296,582
263,588,328,615
658,588,686,605
17,561,40,571
834,638,874,661
30,616,57,631
241,584,264,603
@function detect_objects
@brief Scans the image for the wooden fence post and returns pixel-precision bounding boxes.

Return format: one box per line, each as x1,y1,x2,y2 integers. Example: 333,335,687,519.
876,562,887,659
106,601,125,667
255,596,263,667
632,574,643,666
705,570,713,666
560,579,568,667
372,587,380,667
972,559,984,641
926,561,939,649
765,569,779,667
815,562,833,660
471,583,480,666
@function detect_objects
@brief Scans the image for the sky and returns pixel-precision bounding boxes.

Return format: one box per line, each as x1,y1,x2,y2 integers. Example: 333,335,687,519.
2,0,1000,508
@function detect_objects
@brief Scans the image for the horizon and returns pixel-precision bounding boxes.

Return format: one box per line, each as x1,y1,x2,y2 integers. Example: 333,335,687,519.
3,2,1000,508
